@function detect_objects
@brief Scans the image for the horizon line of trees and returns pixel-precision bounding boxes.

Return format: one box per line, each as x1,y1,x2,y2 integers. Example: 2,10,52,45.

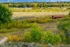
1,2,70,8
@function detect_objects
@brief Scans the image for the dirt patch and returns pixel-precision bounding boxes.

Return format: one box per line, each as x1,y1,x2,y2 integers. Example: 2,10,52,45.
39,22,59,32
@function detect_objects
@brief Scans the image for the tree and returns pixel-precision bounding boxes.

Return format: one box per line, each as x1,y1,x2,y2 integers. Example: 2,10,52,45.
43,3,48,8
0,5,12,23
57,19,70,44
33,3,38,9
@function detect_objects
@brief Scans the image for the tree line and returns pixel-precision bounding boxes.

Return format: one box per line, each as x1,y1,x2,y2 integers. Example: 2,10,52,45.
1,2,70,8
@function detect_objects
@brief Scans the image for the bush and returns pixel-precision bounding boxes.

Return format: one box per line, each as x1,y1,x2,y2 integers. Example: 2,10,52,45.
30,23,43,42
0,20,31,29
41,31,61,44
23,23,62,44
57,19,70,44
23,31,32,42
8,35,24,42
23,23,43,43
59,32,67,44
0,5,12,23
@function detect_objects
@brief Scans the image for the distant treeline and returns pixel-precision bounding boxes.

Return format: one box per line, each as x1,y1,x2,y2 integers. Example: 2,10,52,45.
1,2,70,8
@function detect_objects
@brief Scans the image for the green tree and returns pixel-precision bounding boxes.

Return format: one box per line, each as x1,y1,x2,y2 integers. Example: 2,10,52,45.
43,3,48,8
0,5,12,23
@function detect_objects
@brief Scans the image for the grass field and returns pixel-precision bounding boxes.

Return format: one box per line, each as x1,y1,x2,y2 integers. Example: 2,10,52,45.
12,12,69,19
10,7,69,19
10,7,69,12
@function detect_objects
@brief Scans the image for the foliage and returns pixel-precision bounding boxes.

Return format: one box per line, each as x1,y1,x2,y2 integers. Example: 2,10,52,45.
33,3,38,9
26,17,55,23
59,32,67,44
41,31,61,44
6,20,31,29
2,2,70,8
0,20,31,29
0,5,12,23
8,35,24,42
0,20,32,33
0,28,19,33
23,31,32,42
23,23,62,44
30,23,43,42
57,18,70,44
23,23,43,43
10,7,65,12
4,22,69,44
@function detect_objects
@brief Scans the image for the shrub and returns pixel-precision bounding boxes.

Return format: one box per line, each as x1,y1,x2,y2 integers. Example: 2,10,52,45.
23,31,32,42
0,20,32,29
59,32,67,44
30,23,43,42
57,19,70,44
23,23,43,43
0,5,12,23
23,23,61,44
41,31,61,44
8,35,24,42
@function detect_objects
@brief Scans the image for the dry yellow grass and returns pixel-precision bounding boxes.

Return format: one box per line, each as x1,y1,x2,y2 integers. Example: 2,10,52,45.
12,12,69,19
